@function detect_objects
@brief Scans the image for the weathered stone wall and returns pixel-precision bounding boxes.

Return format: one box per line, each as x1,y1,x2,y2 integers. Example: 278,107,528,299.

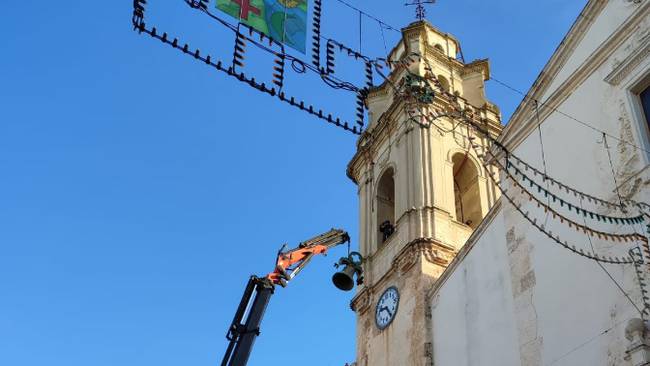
347,21,503,366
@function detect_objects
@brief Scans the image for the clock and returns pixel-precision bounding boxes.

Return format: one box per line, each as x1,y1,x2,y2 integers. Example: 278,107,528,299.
375,286,399,330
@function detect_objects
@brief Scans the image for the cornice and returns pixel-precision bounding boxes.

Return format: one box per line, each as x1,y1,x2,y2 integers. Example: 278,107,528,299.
395,205,452,229
605,35,650,85
346,95,408,184
500,1,649,151
424,46,465,72
347,101,503,185
499,0,609,148
347,88,453,179
401,20,461,49
462,59,490,80
350,237,456,314
368,47,487,102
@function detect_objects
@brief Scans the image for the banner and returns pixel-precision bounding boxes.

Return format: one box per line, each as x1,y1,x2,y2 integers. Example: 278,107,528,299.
216,0,308,53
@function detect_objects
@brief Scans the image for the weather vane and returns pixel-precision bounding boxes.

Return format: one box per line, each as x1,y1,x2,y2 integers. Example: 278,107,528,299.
405,0,436,21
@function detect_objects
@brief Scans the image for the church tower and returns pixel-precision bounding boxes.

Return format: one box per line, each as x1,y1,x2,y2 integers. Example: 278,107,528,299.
346,21,502,366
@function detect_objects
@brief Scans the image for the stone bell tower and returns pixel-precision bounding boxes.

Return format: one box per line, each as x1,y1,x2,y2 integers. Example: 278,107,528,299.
346,21,502,366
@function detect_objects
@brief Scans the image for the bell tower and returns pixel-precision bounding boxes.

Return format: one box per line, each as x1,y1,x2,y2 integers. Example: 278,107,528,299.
346,21,502,366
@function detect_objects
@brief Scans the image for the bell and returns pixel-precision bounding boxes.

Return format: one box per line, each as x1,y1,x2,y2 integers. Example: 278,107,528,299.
332,264,356,291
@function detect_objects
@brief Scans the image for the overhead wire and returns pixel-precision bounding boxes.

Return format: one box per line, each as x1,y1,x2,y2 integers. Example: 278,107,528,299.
145,0,650,216
379,22,388,55
327,1,650,157
579,193,646,318
133,0,373,135
333,0,401,33
490,77,650,156
368,54,646,265
601,133,626,207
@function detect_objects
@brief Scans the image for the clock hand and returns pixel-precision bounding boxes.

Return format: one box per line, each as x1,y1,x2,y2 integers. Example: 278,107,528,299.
379,306,394,318
385,307,393,317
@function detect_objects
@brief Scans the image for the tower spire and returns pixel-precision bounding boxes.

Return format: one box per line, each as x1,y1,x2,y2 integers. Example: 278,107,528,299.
405,0,436,21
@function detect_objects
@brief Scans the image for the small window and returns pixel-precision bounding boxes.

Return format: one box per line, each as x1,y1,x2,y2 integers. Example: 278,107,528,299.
640,86,650,127
434,44,445,54
376,168,395,244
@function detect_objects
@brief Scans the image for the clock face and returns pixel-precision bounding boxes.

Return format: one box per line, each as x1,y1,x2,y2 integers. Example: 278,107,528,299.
375,286,399,330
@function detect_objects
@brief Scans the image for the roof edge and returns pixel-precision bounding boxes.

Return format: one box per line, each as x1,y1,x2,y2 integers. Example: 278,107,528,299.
498,0,607,145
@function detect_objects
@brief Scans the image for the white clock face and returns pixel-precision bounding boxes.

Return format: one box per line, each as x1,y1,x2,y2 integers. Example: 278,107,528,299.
375,286,399,330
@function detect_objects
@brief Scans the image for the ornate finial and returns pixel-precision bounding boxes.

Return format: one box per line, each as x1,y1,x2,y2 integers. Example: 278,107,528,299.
405,0,436,21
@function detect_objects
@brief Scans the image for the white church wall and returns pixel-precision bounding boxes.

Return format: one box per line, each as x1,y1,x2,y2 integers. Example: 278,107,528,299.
429,2,650,365
430,207,521,366
543,0,638,102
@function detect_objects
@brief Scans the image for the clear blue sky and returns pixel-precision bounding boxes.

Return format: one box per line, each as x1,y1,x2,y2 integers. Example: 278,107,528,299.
0,1,584,365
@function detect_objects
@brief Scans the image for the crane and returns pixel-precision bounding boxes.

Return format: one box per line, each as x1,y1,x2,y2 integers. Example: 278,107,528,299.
220,228,355,366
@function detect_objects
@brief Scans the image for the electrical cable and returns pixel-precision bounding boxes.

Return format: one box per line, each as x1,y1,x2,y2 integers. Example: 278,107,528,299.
358,11,362,54
333,0,401,33
379,22,388,55
322,0,650,157
490,77,650,156
133,0,369,135
368,54,646,265
601,133,626,207
579,194,645,318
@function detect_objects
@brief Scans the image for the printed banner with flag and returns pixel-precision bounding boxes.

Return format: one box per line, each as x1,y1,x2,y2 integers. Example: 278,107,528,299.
216,0,308,53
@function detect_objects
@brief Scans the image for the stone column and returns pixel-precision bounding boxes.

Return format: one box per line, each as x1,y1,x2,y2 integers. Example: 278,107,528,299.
625,318,650,366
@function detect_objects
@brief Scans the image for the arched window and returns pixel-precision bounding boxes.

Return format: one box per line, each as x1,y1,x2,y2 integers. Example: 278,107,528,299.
452,153,482,229
376,168,395,244
438,75,450,93
434,44,445,54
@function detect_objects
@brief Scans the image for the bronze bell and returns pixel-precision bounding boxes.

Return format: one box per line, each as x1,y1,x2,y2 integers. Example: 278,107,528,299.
332,251,364,292
332,264,356,291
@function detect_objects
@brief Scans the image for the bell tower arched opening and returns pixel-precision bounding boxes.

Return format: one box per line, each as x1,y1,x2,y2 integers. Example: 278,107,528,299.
376,168,395,245
452,153,482,229
347,21,503,366
438,75,450,93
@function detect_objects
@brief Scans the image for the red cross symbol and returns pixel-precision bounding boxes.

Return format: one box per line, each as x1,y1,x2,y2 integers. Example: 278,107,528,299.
232,0,260,20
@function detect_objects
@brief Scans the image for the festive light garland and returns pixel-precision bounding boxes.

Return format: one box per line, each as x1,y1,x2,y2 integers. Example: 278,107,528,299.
630,247,650,316
311,0,323,70
374,52,650,225
133,22,362,134
131,0,392,135
492,152,644,243
504,160,645,224
398,57,648,215
471,143,637,265
365,54,646,265
507,152,625,210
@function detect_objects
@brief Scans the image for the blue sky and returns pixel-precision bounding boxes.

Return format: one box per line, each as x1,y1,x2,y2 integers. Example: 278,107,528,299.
0,1,585,365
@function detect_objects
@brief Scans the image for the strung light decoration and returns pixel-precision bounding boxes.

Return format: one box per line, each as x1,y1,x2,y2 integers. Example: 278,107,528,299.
131,0,387,135
311,0,323,70
504,161,644,224
365,51,650,266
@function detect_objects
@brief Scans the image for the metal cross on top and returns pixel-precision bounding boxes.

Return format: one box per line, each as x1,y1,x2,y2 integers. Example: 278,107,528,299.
405,0,436,21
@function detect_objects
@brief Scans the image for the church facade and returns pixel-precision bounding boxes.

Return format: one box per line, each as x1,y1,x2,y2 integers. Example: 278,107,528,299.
347,1,650,365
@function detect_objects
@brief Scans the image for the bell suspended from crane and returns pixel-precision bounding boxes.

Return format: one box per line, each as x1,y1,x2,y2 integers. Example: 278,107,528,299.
221,229,363,366
332,251,364,291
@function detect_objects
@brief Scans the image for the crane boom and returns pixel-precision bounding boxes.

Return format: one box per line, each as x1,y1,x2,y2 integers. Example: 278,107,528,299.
220,229,350,366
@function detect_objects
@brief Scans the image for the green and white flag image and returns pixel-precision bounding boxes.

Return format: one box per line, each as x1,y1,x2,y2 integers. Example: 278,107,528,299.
216,0,308,53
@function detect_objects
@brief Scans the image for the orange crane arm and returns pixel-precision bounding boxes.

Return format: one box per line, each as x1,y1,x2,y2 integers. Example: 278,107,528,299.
266,228,350,286
221,228,351,366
